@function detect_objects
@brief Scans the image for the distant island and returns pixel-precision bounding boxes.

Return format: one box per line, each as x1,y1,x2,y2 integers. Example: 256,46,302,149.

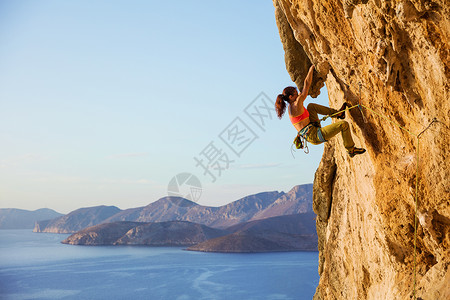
62,213,318,252
0,208,62,229
33,206,121,233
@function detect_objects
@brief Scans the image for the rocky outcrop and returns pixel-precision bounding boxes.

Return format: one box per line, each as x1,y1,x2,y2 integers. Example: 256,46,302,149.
0,208,62,229
62,221,228,246
62,222,143,245
34,206,121,233
187,213,318,253
273,0,449,299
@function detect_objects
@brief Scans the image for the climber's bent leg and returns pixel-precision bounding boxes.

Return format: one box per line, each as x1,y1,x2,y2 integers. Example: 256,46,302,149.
319,120,355,150
307,103,338,124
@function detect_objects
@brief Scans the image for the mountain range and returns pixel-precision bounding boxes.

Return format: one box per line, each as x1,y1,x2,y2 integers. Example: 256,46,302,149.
34,184,313,233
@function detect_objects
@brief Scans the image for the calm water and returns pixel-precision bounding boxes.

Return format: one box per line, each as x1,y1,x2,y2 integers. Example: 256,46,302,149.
0,230,319,300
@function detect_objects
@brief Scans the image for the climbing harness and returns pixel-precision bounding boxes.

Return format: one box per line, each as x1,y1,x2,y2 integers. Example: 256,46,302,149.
317,127,327,142
291,140,308,157
291,104,359,158
292,123,314,156
292,122,324,156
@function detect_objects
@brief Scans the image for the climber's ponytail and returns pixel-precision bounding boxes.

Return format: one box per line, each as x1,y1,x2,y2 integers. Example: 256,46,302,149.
275,86,297,119
275,94,286,119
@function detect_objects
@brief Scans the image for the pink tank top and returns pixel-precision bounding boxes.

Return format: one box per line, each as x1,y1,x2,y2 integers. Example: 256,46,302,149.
289,107,309,125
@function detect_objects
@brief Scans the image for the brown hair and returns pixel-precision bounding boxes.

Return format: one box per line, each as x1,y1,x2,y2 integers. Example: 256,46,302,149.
275,86,297,119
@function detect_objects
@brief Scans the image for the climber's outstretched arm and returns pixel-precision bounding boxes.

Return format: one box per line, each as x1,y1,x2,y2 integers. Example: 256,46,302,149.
297,65,315,104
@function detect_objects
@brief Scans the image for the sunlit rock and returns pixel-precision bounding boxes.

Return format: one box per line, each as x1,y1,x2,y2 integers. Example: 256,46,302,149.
273,0,449,299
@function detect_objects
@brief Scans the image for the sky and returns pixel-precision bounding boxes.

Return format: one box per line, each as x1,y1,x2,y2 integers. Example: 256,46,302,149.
0,0,332,214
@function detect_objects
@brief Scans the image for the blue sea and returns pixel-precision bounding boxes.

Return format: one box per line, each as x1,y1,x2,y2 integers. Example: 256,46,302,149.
0,230,319,300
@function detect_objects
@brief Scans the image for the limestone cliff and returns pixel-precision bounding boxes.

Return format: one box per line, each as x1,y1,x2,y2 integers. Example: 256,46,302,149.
273,0,449,299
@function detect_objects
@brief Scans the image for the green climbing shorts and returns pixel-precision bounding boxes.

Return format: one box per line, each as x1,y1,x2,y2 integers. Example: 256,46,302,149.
303,121,355,150
305,126,323,145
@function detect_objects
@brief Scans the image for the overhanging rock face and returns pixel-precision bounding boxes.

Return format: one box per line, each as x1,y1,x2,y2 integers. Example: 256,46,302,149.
273,0,449,299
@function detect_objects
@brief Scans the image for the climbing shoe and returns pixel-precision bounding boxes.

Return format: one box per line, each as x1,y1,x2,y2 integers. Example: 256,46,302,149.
336,103,349,119
348,147,366,158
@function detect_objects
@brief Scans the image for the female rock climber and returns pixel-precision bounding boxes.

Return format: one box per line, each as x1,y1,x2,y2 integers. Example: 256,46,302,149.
275,65,366,157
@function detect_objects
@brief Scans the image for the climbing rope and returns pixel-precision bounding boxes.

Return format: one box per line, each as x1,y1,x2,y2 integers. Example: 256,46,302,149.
319,104,360,122
412,117,439,299
349,85,443,299
360,104,417,136
414,137,419,300
356,97,439,300
358,83,368,123
350,98,440,300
